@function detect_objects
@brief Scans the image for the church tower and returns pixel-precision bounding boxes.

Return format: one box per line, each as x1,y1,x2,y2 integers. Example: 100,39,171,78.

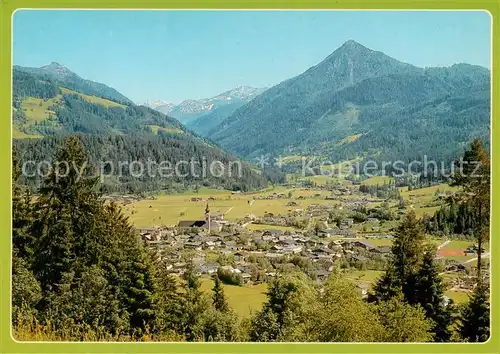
205,203,211,232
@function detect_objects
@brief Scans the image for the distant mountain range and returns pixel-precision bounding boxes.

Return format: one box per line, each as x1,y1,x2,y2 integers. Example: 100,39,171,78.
12,40,491,179
209,40,490,164
143,86,267,135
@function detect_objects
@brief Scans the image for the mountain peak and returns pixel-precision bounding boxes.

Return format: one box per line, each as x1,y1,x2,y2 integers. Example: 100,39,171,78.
337,40,372,53
41,61,72,75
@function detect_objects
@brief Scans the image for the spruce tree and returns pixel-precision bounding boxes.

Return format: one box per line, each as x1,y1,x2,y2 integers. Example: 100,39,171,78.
32,136,100,289
23,136,158,336
212,274,229,312
392,210,425,286
451,139,490,342
459,280,490,342
369,265,401,303
12,148,36,262
414,248,455,341
181,263,209,341
371,211,425,303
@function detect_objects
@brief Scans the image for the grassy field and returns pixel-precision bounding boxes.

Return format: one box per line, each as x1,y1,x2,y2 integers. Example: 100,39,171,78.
440,240,475,252
361,238,394,246
397,183,459,217
123,187,341,228
21,96,59,122
15,87,126,139
401,184,457,203
361,176,394,186
149,125,184,135
343,270,384,284
12,126,42,139
339,133,362,145
199,278,267,317
60,87,126,108
445,290,470,304
198,272,470,317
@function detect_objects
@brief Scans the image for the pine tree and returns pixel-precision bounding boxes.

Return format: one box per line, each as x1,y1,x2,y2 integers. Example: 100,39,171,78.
22,136,158,336
12,149,36,262
153,259,184,334
459,280,490,342
372,210,425,303
451,139,490,342
212,275,229,312
180,263,209,341
414,248,455,341
391,210,425,303
32,136,100,289
369,265,401,303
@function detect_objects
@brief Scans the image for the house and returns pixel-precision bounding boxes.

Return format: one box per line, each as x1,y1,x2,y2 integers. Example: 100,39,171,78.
210,213,225,221
262,234,277,242
185,241,202,250
265,252,282,259
343,218,354,227
191,197,203,202
277,238,295,246
178,220,207,228
315,270,331,282
347,240,377,251
241,273,252,283
443,295,451,306
200,262,220,274
221,265,241,274
282,245,303,254
224,240,238,250
202,241,217,250
234,251,245,262
376,245,392,254
177,219,223,232
335,229,356,238
317,229,338,238
278,234,294,242
357,283,369,298
349,254,367,262
464,245,485,257
263,229,284,237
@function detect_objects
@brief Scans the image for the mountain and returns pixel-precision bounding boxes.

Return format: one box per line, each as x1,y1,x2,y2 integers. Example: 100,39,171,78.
14,62,133,105
12,67,268,193
141,100,174,110
150,86,267,133
209,40,490,163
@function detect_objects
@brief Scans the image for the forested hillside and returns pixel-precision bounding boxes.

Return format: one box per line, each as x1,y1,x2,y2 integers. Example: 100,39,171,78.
210,41,490,164
14,134,268,193
14,62,133,104
12,68,268,193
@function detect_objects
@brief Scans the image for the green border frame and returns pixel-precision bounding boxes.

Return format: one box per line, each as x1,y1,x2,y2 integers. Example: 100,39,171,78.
1,1,498,353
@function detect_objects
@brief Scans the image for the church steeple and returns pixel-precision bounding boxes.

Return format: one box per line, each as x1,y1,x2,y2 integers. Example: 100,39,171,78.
205,203,211,232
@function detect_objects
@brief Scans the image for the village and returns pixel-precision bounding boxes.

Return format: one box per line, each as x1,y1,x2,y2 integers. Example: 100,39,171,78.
126,177,488,304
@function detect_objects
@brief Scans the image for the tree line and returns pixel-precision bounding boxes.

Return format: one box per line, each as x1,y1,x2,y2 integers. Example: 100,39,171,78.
14,134,268,194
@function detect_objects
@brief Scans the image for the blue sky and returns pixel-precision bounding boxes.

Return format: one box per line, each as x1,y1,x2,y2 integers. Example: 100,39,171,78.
13,10,491,104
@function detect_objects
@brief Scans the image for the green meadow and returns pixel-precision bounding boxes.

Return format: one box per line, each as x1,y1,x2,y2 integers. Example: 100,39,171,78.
199,278,268,318
123,187,339,228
